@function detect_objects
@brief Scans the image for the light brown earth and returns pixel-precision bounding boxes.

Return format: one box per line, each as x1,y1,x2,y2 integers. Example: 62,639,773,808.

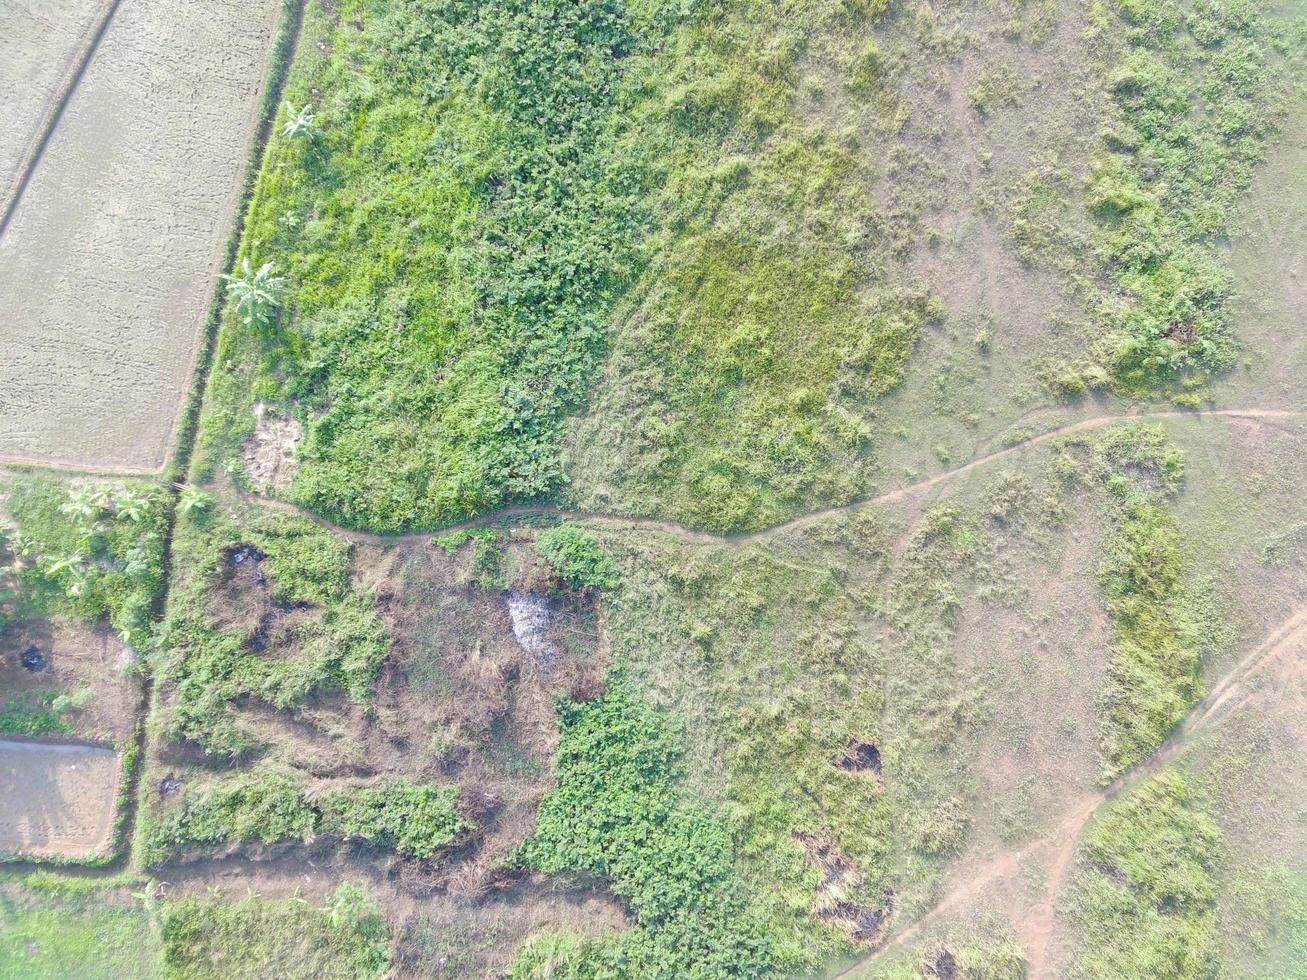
0,0,284,471
837,604,1307,979
0,0,108,211
0,738,119,858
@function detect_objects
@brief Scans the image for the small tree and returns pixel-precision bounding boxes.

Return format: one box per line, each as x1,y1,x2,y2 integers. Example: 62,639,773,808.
222,257,286,329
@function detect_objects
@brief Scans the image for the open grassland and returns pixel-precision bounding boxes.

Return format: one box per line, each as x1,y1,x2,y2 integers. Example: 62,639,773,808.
0,0,284,470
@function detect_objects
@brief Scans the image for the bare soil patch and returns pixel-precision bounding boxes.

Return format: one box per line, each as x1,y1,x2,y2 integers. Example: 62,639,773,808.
0,0,285,470
0,615,140,746
0,0,107,206
242,407,302,490
0,739,118,858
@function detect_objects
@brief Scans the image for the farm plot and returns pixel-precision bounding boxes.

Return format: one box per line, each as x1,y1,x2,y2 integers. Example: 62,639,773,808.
0,739,119,858
0,0,107,211
0,0,284,471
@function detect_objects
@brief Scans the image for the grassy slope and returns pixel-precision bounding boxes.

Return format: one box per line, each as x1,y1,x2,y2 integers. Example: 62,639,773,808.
0,882,162,980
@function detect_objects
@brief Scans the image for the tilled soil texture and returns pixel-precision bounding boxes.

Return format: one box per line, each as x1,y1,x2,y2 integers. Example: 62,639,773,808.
0,0,284,470
0,0,108,209
0,739,119,858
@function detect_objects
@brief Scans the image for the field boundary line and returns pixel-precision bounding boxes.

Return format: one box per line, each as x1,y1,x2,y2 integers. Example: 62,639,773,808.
0,0,123,239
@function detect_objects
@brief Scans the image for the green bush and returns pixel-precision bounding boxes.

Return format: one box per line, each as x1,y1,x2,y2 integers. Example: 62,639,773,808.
535,524,619,591
1067,771,1220,979
516,684,776,977
319,780,465,859
0,689,72,737
145,774,464,865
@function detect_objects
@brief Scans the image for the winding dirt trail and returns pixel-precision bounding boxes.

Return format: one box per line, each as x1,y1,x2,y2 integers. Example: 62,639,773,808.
836,605,1307,979
225,407,1305,549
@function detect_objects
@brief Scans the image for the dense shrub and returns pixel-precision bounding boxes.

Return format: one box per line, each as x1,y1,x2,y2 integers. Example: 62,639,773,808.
319,780,465,859
4,478,169,647
144,774,463,865
535,524,619,591
516,684,776,978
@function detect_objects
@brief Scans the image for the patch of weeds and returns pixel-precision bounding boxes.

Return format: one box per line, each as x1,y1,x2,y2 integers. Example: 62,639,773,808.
969,62,1022,114
160,883,389,979
318,779,465,859
1091,424,1226,778
142,772,464,865
0,689,80,737
535,524,619,591
1258,521,1307,567
1085,0,1292,394
4,477,169,648
1066,770,1219,979
515,683,777,977
156,508,389,755
0,883,162,979
867,919,1026,978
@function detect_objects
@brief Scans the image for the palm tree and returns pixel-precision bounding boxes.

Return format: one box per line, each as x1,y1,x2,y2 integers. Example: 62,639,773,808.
222,257,287,328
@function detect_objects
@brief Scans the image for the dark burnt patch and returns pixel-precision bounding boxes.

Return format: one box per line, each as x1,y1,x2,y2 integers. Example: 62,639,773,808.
20,646,47,671
158,773,184,797
836,738,882,775
930,948,958,979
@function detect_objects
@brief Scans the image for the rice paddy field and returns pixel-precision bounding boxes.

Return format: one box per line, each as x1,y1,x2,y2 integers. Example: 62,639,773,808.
1,0,1306,976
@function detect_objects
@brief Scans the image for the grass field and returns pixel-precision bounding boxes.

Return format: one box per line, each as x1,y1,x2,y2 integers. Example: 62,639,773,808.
4,0,1307,974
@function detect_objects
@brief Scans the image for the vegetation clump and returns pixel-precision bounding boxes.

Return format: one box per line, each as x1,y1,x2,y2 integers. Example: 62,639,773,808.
1091,425,1225,777
3,478,169,648
143,773,463,865
535,524,619,591
1067,771,1220,978
157,509,389,755
1087,0,1287,394
516,683,777,977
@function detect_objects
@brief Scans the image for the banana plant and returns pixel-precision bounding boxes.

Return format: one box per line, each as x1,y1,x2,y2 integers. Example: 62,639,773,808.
222,257,287,329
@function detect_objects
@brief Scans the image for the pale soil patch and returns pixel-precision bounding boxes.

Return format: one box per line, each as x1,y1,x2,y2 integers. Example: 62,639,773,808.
242,406,302,490
0,0,107,206
0,0,284,470
0,739,118,858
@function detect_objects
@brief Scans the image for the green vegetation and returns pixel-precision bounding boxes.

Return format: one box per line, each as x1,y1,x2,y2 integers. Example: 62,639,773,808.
865,922,1026,979
3,477,169,647
0,884,162,979
535,523,619,591
221,258,286,329
161,884,389,979
195,0,661,530
1090,425,1225,777
516,683,775,977
0,688,89,737
318,779,465,859
156,508,388,755
1085,0,1288,394
1066,771,1220,979
142,772,463,865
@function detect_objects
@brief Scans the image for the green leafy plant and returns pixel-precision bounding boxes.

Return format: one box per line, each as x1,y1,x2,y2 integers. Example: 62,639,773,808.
221,257,286,329
535,524,619,591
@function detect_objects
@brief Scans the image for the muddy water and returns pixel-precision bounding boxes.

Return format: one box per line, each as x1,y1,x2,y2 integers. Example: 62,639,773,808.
0,739,119,858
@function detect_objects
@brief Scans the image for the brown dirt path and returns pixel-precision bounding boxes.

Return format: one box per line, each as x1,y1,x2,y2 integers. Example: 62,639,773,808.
218,407,1305,548
836,605,1307,979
